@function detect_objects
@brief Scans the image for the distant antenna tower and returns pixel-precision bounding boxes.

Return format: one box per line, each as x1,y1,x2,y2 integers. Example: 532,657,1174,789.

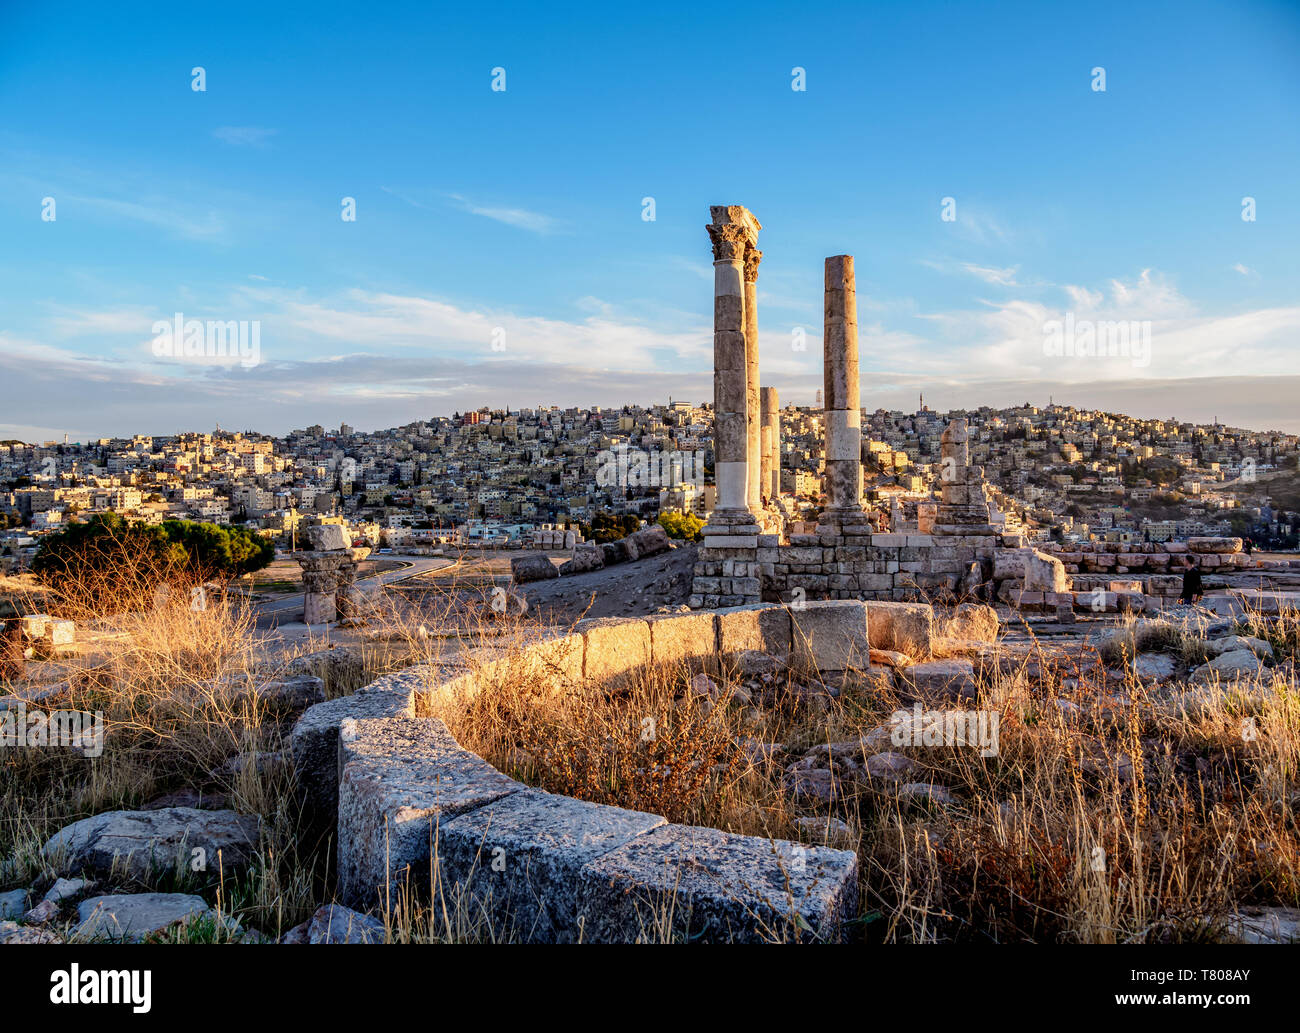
816,389,823,408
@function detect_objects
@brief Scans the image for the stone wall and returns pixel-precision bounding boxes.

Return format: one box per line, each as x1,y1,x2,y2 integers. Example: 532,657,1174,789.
693,530,1021,608
290,603,891,943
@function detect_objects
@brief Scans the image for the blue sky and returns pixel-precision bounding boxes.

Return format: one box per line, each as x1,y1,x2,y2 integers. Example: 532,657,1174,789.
2,0,1299,439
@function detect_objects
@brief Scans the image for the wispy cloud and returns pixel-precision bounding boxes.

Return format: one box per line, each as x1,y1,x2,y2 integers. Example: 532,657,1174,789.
447,192,560,234
962,263,1019,286
63,192,224,241
212,126,278,146
1232,262,1256,277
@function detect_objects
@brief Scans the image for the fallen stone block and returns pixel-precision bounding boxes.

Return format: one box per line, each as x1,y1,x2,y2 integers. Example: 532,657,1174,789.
43,808,261,881
576,823,858,943
510,554,558,584
74,893,215,942
438,789,667,943
864,601,935,655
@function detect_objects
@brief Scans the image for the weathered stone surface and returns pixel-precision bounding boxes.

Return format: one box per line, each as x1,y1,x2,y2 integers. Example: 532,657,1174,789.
1205,635,1273,659
0,888,28,920
43,808,261,881
438,789,667,943
1192,648,1265,682
577,822,857,943
1188,536,1242,555
789,600,870,673
577,617,650,684
903,659,977,702
306,524,351,551
43,877,92,904
940,603,998,643
864,601,934,656
290,668,420,830
646,610,718,668
336,717,520,909
558,542,604,575
306,902,387,943
864,752,922,781
241,674,325,710
1021,548,1070,593
511,553,559,583
716,604,791,658
74,893,213,942
1132,653,1176,682
1221,906,1300,944
0,920,61,944
627,524,672,559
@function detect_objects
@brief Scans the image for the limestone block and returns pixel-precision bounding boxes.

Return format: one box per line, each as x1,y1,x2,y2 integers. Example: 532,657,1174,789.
307,524,351,550
290,669,422,829
646,611,719,668
789,600,870,673
511,554,558,584
577,617,651,685
576,823,858,943
337,717,520,909
863,601,935,656
903,659,977,702
438,789,667,943
716,604,791,658
1189,537,1242,555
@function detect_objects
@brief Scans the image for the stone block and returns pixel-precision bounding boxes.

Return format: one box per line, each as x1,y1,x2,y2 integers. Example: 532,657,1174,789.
511,554,559,583
438,789,667,943
337,717,520,909
646,611,718,668
789,600,870,673
576,823,857,943
716,604,792,659
307,524,351,550
577,617,651,685
863,600,934,656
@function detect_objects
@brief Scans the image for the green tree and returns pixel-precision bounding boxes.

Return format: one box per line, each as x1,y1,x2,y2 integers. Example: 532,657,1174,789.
658,510,703,541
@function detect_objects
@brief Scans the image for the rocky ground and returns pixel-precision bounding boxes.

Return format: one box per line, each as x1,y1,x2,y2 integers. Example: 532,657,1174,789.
519,543,696,624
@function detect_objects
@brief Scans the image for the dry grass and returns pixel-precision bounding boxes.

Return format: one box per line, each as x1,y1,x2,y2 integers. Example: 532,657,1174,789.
421,608,1300,944
6,543,1297,943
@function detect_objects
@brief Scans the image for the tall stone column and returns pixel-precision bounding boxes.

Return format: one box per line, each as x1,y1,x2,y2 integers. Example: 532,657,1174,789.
818,255,868,532
760,386,780,501
705,206,760,522
693,205,763,609
744,249,763,513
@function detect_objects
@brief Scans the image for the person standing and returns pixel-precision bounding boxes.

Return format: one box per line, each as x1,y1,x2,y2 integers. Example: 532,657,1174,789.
1180,557,1204,605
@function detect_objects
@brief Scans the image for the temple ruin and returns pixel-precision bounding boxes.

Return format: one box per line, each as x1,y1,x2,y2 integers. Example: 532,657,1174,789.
690,204,1024,610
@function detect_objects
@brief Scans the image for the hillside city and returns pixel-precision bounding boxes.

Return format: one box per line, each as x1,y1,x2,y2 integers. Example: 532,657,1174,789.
3,399,1297,570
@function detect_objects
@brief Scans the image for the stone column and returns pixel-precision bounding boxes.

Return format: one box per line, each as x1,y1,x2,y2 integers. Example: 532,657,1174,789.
693,206,763,609
744,249,763,513
760,386,780,501
705,206,761,523
818,255,868,532
299,552,349,624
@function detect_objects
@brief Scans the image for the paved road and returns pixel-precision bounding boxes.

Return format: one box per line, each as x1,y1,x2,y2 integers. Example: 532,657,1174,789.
255,553,455,624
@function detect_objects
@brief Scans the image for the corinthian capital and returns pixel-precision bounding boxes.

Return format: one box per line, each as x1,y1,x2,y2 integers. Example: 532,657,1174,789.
707,222,749,263
744,248,763,282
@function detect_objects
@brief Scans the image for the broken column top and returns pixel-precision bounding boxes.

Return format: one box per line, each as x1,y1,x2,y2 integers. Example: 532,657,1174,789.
708,205,762,236
940,418,969,446
825,254,855,288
